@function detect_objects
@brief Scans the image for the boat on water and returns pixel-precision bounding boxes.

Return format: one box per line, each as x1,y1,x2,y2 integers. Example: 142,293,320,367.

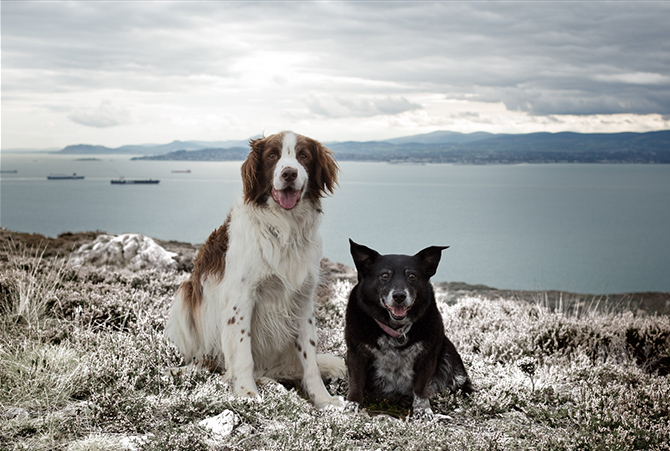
47,173,84,180
171,169,191,173
111,178,160,185
0,170,18,174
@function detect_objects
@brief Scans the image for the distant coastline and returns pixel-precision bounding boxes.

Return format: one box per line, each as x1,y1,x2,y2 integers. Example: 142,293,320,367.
51,130,669,164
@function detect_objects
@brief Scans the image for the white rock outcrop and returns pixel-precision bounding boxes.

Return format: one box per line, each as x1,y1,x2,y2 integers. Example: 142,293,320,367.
69,233,178,271
198,410,241,438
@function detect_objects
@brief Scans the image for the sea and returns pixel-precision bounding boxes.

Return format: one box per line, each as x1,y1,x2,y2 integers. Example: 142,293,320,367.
1,152,669,294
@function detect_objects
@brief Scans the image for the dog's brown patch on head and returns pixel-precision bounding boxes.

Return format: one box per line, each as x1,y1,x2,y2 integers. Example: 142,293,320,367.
303,351,307,359
308,318,313,325
227,316,236,325
309,339,316,347
242,133,284,206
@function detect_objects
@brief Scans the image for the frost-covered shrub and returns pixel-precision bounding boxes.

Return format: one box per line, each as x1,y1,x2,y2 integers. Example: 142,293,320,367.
440,296,537,363
625,321,670,375
440,296,670,376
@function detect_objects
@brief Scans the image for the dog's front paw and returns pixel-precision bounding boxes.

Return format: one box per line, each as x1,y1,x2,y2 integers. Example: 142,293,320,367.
314,394,344,411
344,401,361,413
234,384,261,401
412,395,434,421
412,406,434,421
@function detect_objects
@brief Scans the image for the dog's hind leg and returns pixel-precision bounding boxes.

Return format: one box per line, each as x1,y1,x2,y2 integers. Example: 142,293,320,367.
166,288,204,368
316,353,346,380
433,336,474,395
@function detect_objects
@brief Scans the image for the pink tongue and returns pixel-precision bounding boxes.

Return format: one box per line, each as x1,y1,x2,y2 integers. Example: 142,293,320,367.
273,188,301,209
390,306,408,318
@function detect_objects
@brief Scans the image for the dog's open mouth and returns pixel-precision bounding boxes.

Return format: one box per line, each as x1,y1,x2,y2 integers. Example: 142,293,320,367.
385,304,410,321
272,187,302,210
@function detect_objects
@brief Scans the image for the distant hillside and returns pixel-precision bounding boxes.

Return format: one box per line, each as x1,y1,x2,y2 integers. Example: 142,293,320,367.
60,130,670,163
329,130,670,163
131,147,249,161
59,144,118,154
59,139,251,155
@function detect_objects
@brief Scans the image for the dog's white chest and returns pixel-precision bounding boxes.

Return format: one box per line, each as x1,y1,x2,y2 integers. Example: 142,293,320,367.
367,337,424,397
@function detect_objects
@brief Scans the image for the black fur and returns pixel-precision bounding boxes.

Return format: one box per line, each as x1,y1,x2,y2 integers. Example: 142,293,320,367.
344,240,473,419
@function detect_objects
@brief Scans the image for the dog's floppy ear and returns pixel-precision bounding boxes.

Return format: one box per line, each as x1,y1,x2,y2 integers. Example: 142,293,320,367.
310,138,339,198
414,246,449,278
349,239,380,278
241,136,265,204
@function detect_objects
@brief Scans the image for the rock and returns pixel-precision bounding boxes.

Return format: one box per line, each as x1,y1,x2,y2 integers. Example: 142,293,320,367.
119,433,155,450
320,258,357,281
69,233,178,271
3,407,29,420
198,409,241,438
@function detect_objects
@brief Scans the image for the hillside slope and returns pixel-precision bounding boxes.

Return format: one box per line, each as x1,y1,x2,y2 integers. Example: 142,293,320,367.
1,229,669,450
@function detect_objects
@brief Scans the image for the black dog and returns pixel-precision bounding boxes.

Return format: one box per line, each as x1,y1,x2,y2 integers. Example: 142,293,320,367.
344,240,473,419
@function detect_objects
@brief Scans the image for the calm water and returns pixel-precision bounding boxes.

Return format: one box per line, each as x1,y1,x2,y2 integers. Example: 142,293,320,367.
2,152,669,294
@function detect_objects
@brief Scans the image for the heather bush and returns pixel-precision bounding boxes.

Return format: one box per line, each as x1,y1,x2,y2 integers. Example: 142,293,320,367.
1,235,669,451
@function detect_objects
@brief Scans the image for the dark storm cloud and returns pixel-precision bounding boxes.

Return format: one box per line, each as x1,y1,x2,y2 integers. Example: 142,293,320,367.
3,1,670,118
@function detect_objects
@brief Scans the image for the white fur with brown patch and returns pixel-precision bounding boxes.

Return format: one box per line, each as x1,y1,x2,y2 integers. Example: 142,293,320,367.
166,131,343,409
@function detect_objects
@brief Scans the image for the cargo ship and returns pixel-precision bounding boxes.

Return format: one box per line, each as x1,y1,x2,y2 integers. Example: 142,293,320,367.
111,178,160,185
47,173,84,180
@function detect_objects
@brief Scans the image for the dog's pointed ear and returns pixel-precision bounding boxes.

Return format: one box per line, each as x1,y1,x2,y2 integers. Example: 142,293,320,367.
415,246,449,278
349,239,380,278
241,136,265,204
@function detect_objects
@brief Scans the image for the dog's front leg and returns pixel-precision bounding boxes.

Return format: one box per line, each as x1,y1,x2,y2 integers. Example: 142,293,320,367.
295,308,343,409
221,292,258,399
345,347,368,413
411,353,438,420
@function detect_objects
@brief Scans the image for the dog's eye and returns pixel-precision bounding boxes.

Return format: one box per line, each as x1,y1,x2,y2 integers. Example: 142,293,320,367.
407,272,417,282
267,152,278,160
380,272,391,282
299,152,309,161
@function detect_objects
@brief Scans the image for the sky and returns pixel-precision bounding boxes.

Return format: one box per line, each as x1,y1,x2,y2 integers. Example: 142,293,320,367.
2,1,670,150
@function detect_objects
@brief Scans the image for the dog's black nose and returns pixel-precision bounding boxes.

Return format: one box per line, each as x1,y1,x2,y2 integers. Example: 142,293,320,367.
392,291,407,304
281,167,298,182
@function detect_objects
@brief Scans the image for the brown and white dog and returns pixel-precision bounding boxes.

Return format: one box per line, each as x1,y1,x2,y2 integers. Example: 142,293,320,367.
166,131,344,409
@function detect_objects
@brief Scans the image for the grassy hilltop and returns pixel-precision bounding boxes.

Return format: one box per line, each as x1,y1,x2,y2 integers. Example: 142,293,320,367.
1,229,669,451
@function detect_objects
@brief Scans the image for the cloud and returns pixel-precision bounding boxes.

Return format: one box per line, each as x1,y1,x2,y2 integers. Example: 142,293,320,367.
68,100,133,128
305,94,421,119
2,1,670,148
